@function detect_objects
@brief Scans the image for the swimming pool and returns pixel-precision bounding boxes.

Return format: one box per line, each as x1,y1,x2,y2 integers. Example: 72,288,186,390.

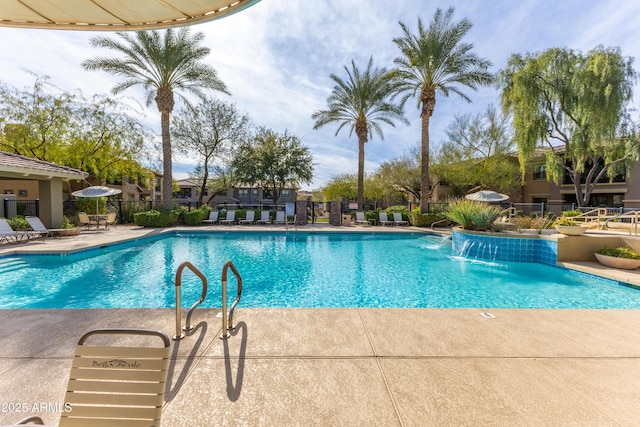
1,232,639,309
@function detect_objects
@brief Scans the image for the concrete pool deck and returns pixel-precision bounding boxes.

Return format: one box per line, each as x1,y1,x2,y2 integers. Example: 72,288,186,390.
1,225,639,425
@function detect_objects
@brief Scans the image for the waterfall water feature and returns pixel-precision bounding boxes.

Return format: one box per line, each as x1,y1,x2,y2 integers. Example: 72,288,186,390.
438,235,452,247
458,240,500,262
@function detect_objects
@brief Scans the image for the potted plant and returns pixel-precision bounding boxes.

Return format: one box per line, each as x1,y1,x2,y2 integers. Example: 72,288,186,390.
553,217,586,235
594,246,640,269
55,216,81,236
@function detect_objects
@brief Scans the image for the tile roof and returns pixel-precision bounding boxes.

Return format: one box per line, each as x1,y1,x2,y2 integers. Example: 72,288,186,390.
0,151,88,179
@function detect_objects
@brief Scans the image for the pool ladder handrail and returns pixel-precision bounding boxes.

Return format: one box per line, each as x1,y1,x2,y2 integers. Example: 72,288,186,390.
220,260,243,339
173,261,208,340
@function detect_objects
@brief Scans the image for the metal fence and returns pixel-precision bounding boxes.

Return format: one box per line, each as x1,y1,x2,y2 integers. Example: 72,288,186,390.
2,199,39,219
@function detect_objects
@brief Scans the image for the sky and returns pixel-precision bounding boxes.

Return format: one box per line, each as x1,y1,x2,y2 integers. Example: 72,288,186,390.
1,0,640,191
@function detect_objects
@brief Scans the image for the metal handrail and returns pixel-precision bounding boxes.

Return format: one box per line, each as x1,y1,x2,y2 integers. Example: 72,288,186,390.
605,210,640,234
220,260,243,339
173,261,208,340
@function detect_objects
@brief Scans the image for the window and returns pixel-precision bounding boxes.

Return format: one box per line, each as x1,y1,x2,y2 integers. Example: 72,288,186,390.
282,189,290,198
533,165,546,180
237,189,249,198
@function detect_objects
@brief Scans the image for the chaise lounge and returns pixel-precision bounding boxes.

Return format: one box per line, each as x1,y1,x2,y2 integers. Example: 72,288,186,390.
201,211,219,225
393,212,409,226
239,210,256,224
219,210,236,225
378,212,394,227
355,211,370,225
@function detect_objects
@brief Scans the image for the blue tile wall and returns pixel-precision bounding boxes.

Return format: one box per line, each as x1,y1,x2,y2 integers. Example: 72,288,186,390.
452,231,558,265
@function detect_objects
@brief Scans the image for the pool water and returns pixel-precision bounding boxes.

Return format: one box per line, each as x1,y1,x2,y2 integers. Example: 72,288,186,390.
1,232,639,309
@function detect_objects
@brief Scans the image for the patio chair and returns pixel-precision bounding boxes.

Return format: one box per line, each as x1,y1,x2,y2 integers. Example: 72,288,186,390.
393,212,409,226
378,212,394,227
77,212,96,230
219,210,236,225
201,211,219,225
15,328,171,426
355,211,370,225
104,212,117,229
273,211,287,224
256,210,271,224
239,210,256,224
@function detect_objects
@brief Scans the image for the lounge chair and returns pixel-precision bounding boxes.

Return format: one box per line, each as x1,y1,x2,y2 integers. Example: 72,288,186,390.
14,328,171,427
378,212,394,227
393,212,409,226
201,211,219,225
0,218,38,243
219,210,236,225
25,216,67,238
273,211,287,224
256,211,271,224
355,211,370,225
239,210,256,224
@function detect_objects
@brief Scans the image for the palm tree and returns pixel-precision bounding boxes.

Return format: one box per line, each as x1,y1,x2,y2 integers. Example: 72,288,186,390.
312,57,407,210
393,7,493,213
82,28,230,210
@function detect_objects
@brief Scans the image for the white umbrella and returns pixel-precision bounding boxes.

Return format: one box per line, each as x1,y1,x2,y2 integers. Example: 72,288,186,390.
465,190,509,202
72,186,121,214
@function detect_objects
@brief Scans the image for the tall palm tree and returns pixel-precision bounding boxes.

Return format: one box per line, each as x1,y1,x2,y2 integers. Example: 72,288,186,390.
312,57,407,210
82,28,230,210
393,7,493,213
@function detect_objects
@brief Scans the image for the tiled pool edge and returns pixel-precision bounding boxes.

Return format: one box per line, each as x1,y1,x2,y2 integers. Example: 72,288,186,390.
452,229,640,289
452,229,558,265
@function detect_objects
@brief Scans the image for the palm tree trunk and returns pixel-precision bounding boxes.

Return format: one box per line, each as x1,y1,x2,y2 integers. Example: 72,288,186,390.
356,122,368,211
419,91,435,214
161,108,173,211
357,135,365,210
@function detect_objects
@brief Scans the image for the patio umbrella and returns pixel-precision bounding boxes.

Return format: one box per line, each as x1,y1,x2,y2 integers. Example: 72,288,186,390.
465,190,509,203
72,186,121,214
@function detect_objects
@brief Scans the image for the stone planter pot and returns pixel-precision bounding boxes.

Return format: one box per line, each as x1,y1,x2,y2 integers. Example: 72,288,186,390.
554,225,586,236
52,227,81,237
594,253,640,270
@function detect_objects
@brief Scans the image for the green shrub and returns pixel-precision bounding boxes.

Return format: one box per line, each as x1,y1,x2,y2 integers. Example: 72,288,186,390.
133,210,179,227
554,217,578,226
61,216,75,229
386,205,411,215
596,246,640,259
182,208,210,226
7,216,29,230
408,212,448,227
365,211,377,222
561,209,582,217
445,199,501,231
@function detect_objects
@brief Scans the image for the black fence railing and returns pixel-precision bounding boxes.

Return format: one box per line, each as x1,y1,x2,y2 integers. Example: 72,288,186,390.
2,199,39,218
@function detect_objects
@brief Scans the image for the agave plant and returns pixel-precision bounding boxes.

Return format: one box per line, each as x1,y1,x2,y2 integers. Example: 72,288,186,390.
445,199,502,231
